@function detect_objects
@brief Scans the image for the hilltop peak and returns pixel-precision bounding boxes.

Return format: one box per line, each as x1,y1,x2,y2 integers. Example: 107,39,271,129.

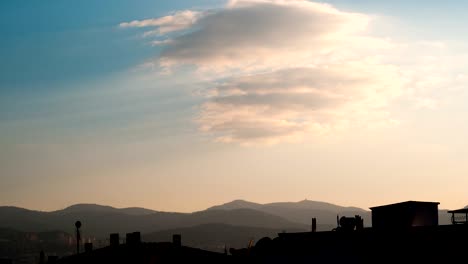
208,199,367,214
59,204,118,213
56,204,158,215
207,200,262,211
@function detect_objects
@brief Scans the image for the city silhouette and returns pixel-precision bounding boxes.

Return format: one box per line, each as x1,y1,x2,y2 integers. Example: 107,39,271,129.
1,200,468,263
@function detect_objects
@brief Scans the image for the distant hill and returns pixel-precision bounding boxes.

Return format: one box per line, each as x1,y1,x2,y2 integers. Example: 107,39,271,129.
209,199,365,213
208,199,370,230
207,200,263,211
0,205,305,239
59,204,158,216
438,209,452,225
143,223,303,253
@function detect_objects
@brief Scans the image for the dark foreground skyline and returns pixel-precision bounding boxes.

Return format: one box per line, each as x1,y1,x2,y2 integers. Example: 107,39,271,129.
2,199,468,263
3,200,468,264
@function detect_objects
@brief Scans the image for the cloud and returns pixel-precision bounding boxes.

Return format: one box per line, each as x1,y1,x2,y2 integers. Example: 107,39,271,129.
151,39,173,46
158,0,372,72
197,64,406,144
122,0,434,145
119,10,203,36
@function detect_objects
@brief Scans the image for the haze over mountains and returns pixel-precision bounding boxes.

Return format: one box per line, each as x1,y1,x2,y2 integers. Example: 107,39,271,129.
207,199,373,231
61,204,158,216
0,206,300,239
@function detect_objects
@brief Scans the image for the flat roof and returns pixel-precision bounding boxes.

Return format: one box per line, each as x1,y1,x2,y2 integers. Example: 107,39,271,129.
448,208,468,214
370,201,440,210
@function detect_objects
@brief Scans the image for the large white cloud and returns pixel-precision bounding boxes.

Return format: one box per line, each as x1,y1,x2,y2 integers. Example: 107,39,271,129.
121,0,421,144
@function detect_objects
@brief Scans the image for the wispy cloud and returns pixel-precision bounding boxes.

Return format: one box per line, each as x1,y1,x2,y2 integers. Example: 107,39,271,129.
151,39,173,46
120,10,203,36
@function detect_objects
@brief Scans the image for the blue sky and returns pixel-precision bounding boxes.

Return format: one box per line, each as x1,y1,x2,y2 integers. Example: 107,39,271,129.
2,0,467,92
0,0,465,86
1,0,468,212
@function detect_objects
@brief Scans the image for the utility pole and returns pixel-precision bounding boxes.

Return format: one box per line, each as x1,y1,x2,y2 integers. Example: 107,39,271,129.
75,221,82,254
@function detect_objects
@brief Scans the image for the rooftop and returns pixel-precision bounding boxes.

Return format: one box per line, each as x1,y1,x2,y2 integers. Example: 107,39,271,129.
370,201,440,210
448,208,468,214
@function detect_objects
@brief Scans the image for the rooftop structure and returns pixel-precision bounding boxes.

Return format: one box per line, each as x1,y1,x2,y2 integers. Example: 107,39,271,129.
370,201,440,230
448,208,468,225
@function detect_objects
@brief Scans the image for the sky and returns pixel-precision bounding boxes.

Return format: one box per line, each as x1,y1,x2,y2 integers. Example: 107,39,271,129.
1,0,468,212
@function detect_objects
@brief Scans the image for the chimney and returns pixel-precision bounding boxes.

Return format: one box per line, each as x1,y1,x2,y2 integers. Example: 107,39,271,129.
110,233,120,247
126,232,141,246
39,250,45,264
133,232,141,244
47,256,58,263
84,243,93,253
173,234,181,248
312,218,317,232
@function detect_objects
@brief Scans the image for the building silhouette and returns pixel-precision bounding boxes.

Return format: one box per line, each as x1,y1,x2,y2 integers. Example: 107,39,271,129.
370,201,439,230
448,207,468,224
54,233,229,264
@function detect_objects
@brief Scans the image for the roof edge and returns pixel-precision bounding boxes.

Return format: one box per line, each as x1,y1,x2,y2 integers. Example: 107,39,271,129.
370,201,440,210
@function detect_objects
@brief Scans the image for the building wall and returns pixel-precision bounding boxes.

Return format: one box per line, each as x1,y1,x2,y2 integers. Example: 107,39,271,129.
371,203,439,230
411,205,438,227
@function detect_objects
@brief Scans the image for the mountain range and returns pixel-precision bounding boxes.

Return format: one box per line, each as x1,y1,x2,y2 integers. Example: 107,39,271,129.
208,199,370,230
0,199,454,246
0,205,301,239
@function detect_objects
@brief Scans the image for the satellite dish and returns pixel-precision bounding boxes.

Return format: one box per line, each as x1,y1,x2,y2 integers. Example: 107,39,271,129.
75,221,82,229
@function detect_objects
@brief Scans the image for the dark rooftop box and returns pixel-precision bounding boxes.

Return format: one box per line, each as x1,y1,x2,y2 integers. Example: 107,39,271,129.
370,201,439,230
